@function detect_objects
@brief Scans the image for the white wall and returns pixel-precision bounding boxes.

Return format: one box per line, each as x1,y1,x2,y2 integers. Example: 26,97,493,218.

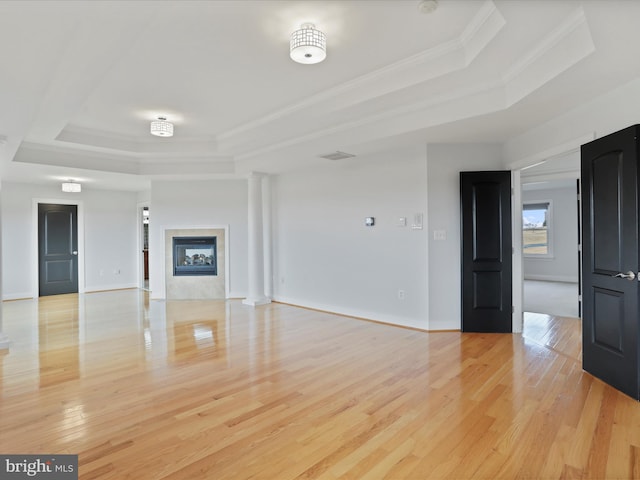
426,143,504,330
149,179,248,299
1,181,138,299
83,189,139,291
522,186,578,283
273,146,429,329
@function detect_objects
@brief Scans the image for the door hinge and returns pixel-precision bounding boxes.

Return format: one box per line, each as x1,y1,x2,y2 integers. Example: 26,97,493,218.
512,306,514,314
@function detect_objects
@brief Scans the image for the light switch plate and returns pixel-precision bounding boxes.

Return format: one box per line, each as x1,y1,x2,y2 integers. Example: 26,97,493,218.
411,213,423,230
433,230,446,241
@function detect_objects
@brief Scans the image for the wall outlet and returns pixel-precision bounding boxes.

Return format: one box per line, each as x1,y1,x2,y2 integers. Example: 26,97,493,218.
398,290,406,300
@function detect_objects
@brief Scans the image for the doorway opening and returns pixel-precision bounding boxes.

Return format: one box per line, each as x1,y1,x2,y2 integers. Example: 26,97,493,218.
140,204,150,291
517,151,582,361
32,198,85,298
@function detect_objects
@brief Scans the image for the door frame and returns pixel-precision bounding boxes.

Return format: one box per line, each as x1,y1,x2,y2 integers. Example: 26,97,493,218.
137,201,150,291
31,198,85,298
507,133,594,332
460,170,513,332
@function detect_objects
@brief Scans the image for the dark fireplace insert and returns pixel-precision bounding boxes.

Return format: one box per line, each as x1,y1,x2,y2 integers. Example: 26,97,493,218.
173,236,217,276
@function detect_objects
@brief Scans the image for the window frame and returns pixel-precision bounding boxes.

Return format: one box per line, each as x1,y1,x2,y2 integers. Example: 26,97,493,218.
522,200,554,258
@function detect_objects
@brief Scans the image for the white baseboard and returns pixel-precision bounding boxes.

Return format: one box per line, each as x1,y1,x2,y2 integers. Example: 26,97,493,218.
84,283,138,293
149,290,245,301
524,274,578,283
3,292,33,301
273,295,429,331
4,284,140,300
428,319,462,331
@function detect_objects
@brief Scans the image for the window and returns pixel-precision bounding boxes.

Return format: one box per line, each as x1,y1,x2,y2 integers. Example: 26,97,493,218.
523,201,552,256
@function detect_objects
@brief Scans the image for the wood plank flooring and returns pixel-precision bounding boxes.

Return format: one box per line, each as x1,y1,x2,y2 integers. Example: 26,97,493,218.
522,312,582,363
0,290,639,479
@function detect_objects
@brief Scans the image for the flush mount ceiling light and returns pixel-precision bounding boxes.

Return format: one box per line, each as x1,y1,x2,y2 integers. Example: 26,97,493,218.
290,23,326,64
150,116,174,137
417,0,438,14
318,151,356,161
62,181,81,193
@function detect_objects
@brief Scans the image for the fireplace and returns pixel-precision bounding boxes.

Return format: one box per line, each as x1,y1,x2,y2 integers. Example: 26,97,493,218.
173,236,217,276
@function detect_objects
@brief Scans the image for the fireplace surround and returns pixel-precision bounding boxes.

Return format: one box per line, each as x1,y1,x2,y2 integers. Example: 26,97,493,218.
165,227,226,300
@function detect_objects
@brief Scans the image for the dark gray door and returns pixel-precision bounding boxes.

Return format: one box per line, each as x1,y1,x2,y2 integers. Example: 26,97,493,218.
577,179,582,317
460,171,512,333
581,125,639,400
38,203,78,296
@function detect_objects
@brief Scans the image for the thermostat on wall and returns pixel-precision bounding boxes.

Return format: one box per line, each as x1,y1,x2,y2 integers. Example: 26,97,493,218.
365,217,375,226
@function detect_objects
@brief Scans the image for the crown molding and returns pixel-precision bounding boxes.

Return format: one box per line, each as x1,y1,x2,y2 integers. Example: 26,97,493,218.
503,7,589,85
139,160,235,176
55,125,218,156
235,81,505,161
460,0,506,63
503,6,594,105
13,141,235,176
14,142,140,175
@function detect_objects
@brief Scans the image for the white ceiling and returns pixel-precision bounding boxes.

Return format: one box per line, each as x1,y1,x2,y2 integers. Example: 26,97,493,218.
1,0,639,192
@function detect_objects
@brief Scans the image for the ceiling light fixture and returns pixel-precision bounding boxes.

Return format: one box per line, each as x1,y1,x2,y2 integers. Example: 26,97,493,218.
62,181,81,193
319,151,356,161
417,0,438,14
150,116,174,137
290,23,326,64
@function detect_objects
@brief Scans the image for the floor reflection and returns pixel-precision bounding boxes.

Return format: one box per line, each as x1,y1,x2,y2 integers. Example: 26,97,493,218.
37,294,80,388
522,311,582,362
165,301,227,363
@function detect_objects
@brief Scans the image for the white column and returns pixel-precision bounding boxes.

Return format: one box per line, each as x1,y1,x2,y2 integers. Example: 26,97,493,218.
243,172,271,307
0,179,10,349
262,175,273,299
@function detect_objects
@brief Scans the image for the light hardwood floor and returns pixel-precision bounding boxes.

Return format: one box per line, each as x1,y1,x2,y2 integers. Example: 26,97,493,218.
0,290,638,479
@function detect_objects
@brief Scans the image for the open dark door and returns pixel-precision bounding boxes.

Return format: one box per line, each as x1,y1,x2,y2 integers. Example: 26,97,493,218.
581,125,639,400
460,171,512,333
577,179,582,317
38,203,78,296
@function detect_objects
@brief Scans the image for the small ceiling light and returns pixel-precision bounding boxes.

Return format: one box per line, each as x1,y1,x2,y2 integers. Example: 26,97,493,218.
417,0,438,14
150,116,174,137
319,151,356,161
62,181,81,193
290,23,326,64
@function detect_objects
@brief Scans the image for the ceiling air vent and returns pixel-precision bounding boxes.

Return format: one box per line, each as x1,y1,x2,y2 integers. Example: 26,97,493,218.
318,151,356,161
